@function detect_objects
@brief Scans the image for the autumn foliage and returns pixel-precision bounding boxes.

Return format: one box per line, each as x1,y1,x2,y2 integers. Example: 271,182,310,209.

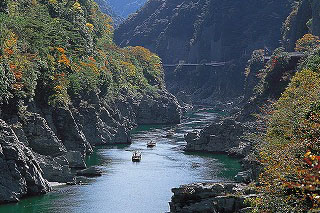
295,34,320,52
252,69,320,211
0,0,164,106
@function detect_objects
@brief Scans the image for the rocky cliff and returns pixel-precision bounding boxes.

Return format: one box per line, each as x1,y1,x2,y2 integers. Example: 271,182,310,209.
0,88,181,204
0,120,50,204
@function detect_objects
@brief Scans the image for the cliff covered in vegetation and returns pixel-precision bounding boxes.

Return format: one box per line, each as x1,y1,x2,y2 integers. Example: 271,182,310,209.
0,0,180,204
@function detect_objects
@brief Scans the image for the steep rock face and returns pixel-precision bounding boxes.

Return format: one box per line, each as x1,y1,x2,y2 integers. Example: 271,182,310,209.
35,154,74,183
238,49,303,122
115,0,292,103
95,0,147,19
52,108,93,155
0,119,50,204
17,113,66,157
165,65,241,104
72,92,133,146
115,0,208,63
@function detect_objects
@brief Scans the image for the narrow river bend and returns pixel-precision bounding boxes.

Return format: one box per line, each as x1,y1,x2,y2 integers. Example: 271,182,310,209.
0,109,241,213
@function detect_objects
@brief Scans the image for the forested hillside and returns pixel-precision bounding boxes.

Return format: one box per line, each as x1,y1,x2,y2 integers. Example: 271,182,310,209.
246,0,320,211
2,0,320,211
0,0,180,203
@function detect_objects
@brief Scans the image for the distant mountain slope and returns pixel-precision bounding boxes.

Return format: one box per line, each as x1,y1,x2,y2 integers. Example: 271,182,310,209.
115,0,292,64
107,0,147,18
95,0,148,25
114,0,292,103
94,0,123,25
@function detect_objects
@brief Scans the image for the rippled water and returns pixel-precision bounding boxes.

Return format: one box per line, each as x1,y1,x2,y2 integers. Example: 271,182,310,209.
0,109,241,213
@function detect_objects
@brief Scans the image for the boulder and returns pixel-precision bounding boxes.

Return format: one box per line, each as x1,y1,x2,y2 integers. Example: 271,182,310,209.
234,170,253,184
136,91,181,125
228,141,252,158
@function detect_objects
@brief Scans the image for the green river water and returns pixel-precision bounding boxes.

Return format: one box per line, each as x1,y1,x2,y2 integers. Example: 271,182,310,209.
0,109,241,213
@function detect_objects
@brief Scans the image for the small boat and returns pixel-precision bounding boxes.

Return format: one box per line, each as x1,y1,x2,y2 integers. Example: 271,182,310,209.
132,151,141,162
147,141,156,148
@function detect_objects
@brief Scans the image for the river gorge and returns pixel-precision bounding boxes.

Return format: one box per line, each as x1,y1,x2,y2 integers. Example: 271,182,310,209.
0,108,241,213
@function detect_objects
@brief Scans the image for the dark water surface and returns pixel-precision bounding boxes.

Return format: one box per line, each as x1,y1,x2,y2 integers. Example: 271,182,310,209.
0,109,241,213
